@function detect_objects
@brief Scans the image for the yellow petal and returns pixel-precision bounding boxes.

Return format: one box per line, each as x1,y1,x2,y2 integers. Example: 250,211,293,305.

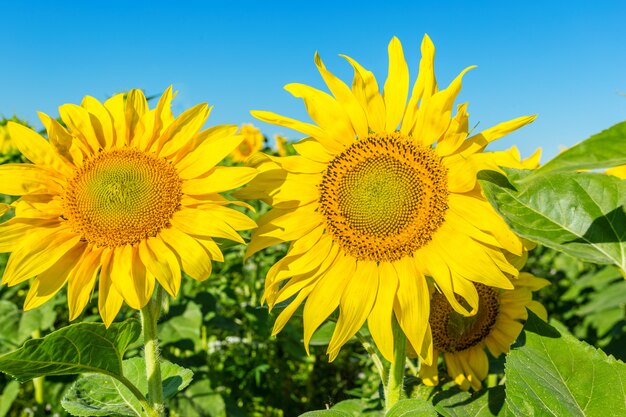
383,37,410,132
251,110,341,154
291,138,335,164
67,246,103,321
125,89,149,145
0,218,59,252
24,243,87,311
284,83,354,148
314,53,369,139
271,283,316,336
367,261,398,362
435,104,469,156
393,256,432,364
2,230,81,286
81,96,116,149
247,206,324,257
327,259,377,361
0,164,63,196
7,122,73,176
176,133,245,180
157,103,210,157
340,54,386,133
103,93,127,148
419,348,440,386
159,227,212,281
171,208,245,243
274,234,335,281
58,103,103,152
302,252,354,354
142,237,182,297
458,115,537,157
98,249,124,327
183,166,257,195
413,66,475,146
110,245,154,309
401,34,437,135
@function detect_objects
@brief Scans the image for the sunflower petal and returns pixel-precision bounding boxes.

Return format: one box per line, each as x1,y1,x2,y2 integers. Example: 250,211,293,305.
383,37,410,132
327,259,377,361
140,237,182,298
314,53,369,139
182,166,257,195
24,243,87,311
68,246,103,320
98,249,124,327
159,227,212,281
367,261,399,362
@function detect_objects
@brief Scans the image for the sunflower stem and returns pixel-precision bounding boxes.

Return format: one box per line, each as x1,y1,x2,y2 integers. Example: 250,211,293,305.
141,286,165,416
31,329,44,405
356,332,387,384
386,318,406,412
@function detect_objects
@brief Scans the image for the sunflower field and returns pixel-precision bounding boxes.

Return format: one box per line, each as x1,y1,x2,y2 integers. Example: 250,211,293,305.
0,35,625,417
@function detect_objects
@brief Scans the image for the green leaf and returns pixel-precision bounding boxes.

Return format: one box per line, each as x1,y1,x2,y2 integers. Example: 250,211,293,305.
527,121,626,177
0,301,20,353
505,311,626,416
0,380,19,417
479,169,626,270
434,386,507,417
298,411,353,417
158,301,202,347
0,319,141,382
387,398,437,417
330,399,382,416
61,358,193,417
309,321,336,346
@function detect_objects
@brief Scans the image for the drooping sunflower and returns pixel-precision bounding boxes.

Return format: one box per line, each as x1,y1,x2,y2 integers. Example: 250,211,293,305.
237,35,536,362
0,87,257,326
420,271,549,391
231,124,264,162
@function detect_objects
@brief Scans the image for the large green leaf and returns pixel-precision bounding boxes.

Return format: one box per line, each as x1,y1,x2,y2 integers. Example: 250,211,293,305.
61,358,193,417
0,319,141,382
526,121,626,177
479,169,626,270
386,398,437,416
0,380,19,417
433,386,507,417
505,312,626,416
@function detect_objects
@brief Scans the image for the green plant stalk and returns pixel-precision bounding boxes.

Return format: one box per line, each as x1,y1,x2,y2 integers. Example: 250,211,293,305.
356,332,388,384
141,286,165,416
386,318,407,412
31,329,44,405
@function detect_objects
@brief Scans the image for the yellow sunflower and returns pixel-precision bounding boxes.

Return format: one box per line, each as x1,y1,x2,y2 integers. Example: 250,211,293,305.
0,119,22,158
606,165,626,178
237,35,536,363
0,87,257,326
231,124,264,162
420,272,549,391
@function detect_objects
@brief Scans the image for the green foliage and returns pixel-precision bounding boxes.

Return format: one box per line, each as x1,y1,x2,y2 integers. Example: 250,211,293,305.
505,312,626,416
528,121,626,176
479,168,626,269
432,386,506,417
0,319,140,382
62,358,193,417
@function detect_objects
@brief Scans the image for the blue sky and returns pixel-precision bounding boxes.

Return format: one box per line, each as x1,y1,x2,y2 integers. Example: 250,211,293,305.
2,1,625,161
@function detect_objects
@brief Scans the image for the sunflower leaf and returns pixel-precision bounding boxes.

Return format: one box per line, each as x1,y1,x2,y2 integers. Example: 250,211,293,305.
479,169,626,270
61,358,193,417
386,398,437,416
504,311,626,416
433,386,508,417
523,120,626,178
0,319,140,382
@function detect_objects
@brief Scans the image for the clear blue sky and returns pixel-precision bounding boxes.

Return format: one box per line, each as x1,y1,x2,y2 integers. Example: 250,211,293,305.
2,1,625,161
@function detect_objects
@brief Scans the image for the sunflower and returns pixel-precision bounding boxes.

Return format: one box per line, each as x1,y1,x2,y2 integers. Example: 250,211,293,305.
231,124,264,162
606,165,626,178
238,35,536,363
419,271,549,391
0,87,257,326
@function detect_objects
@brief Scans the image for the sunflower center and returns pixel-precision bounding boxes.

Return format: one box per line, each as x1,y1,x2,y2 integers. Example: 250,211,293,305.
62,148,182,247
430,284,500,353
318,133,448,262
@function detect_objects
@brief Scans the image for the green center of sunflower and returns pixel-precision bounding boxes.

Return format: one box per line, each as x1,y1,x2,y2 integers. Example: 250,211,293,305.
430,284,500,353
62,148,182,247
318,133,448,262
